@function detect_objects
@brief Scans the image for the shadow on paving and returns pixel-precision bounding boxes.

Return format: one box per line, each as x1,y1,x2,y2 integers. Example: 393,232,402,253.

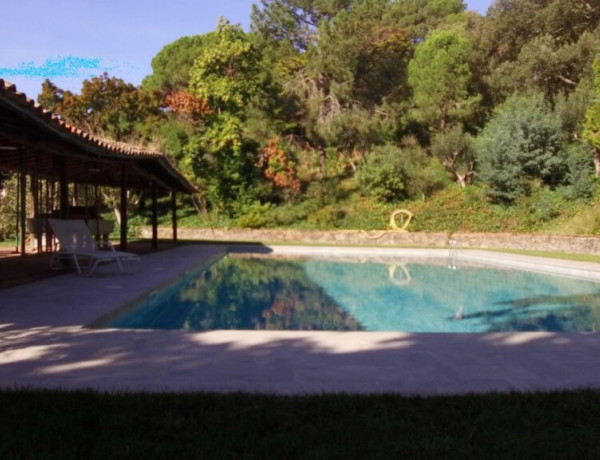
1,324,600,395
0,240,214,291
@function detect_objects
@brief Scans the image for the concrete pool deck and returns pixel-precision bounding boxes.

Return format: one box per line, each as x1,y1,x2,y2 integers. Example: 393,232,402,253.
2,244,600,395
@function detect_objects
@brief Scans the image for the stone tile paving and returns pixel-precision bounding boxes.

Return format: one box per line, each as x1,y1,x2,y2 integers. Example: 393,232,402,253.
1,245,600,395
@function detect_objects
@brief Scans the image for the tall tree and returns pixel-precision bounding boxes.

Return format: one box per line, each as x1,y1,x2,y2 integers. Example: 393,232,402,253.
142,34,217,93
190,19,261,117
38,73,162,142
384,0,467,42
430,124,475,187
315,0,413,108
276,0,413,162
488,29,600,100
583,58,600,176
408,29,480,133
250,0,353,51
474,0,600,103
187,19,263,211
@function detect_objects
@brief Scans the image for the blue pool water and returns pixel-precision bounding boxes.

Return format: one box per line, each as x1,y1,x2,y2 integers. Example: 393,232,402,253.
102,255,600,333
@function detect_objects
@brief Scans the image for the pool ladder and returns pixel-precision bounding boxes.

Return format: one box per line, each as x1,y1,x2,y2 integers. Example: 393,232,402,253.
448,238,458,270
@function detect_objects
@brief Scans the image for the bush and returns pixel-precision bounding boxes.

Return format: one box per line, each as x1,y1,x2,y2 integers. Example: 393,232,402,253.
357,142,450,203
476,92,567,203
307,207,346,228
526,184,562,224
564,143,597,201
401,150,450,200
304,178,346,208
357,144,406,202
235,201,272,228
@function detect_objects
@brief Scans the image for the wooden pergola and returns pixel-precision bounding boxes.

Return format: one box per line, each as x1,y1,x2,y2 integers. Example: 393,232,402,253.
0,79,196,253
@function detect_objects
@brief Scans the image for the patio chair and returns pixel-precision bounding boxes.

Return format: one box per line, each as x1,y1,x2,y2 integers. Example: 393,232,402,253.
48,218,140,276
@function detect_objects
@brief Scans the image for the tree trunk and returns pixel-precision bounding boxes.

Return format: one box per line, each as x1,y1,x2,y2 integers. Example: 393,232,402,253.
594,149,600,177
455,172,468,188
113,206,122,225
319,146,326,174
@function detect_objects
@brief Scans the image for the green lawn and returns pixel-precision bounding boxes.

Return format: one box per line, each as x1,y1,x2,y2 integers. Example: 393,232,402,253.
1,389,599,459
487,248,600,264
0,239,16,249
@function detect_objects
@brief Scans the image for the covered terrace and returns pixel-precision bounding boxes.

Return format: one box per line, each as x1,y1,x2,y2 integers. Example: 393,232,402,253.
0,79,196,256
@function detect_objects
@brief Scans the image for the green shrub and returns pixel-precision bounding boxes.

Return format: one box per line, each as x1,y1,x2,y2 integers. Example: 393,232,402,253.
235,201,272,228
402,154,451,200
304,178,346,208
307,207,346,229
409,185,510,233
336,199,391,230
358,142,450,203
357,144,406,202
564,143,597,201
476,92,567,203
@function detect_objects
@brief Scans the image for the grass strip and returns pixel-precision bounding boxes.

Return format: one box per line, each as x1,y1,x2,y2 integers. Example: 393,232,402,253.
487,248,600,264
1,389,600,459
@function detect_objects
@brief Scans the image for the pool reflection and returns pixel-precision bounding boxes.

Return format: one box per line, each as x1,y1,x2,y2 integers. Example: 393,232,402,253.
110,257,363,331
108,255,600,333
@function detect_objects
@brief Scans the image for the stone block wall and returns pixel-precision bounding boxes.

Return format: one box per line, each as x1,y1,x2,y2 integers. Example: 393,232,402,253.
140,227,449,247
140,227,600,255
452,232,600,255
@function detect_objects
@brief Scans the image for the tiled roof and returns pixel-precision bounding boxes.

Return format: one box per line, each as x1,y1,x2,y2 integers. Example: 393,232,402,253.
0,79,196,193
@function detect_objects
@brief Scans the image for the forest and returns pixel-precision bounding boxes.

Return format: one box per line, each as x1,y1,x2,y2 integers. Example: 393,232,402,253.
6,0,600,237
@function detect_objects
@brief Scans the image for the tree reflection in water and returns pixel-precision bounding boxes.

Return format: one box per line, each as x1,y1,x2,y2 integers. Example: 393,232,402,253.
111,256,363,331
108,256,600,332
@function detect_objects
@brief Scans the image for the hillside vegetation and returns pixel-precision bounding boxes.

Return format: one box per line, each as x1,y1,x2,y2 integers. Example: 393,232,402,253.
16,0,600,236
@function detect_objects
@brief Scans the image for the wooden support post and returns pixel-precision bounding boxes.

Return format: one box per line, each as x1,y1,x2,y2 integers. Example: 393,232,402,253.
14,160,20,253
151,184,158,250
93,185,101,242
59,158,68,219
120,164,128,250
19,149,26,255
171,192,178,242
33,151,42,253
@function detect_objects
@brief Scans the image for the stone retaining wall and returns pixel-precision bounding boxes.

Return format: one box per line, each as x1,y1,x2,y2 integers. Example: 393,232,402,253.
452,232,600,255
140,227,600,255
140,227,449,247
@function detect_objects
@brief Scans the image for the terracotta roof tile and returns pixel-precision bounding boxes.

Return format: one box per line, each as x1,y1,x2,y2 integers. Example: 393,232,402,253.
0,79,196,192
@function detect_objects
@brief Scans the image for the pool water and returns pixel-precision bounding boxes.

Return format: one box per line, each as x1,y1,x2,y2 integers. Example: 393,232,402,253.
103,255,600,333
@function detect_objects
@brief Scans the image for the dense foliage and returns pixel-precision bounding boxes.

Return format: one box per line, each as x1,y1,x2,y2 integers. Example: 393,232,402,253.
26,0,600,235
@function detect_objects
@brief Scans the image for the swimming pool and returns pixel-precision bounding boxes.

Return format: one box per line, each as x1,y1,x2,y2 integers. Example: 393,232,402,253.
96,248,600,333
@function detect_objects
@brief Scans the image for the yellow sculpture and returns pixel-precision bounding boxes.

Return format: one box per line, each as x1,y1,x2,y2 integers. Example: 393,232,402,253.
361,209,414,239
388,209,413,232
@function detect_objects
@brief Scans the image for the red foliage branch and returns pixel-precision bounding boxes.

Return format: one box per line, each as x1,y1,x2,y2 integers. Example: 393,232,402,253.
164,91,210,120
258,137,301,191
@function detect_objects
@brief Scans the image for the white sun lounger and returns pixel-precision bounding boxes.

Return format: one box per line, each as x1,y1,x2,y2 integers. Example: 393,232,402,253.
48,218,140,276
